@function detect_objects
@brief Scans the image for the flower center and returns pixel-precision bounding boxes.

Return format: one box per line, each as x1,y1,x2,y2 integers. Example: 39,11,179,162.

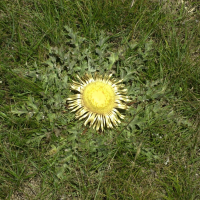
91,90,107,107
82,81,115,114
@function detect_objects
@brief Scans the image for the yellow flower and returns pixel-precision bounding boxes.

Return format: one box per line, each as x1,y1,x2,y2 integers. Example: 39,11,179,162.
67,73,130,131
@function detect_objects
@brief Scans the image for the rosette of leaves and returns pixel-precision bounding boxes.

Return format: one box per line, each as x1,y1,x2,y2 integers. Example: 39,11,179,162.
11,26,189,179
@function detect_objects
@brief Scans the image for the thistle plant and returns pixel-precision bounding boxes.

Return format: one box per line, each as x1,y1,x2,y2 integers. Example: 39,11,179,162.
11,26,180,174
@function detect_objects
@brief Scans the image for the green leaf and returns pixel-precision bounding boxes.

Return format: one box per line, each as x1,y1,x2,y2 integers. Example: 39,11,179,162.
108,52,119,69
26,133,46,146
56,164,68,179
27,96,38,112
120,67,138,82
47,113,56,123
11,107,28,116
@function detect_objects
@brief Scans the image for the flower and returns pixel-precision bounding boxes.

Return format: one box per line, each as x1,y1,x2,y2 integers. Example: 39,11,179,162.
67,73,130,131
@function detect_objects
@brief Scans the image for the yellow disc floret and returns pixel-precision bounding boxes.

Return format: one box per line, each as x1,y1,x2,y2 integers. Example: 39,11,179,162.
82,81,115,114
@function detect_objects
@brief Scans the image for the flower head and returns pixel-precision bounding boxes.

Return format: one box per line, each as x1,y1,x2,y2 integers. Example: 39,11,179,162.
67,73,130,131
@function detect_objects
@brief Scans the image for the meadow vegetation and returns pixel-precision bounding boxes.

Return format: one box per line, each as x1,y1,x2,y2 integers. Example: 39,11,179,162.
0,0,200,199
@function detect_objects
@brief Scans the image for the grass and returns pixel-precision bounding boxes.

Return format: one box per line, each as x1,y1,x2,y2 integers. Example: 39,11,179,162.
0,0,200,199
